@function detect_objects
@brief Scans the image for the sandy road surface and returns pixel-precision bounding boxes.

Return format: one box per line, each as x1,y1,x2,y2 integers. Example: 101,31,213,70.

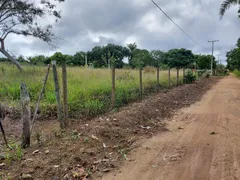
102,75,240,180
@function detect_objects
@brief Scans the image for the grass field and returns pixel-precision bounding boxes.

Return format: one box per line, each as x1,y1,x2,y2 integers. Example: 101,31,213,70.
0,63,183,118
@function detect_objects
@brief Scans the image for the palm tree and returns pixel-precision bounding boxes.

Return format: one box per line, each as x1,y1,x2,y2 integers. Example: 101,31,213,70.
219,0,240,18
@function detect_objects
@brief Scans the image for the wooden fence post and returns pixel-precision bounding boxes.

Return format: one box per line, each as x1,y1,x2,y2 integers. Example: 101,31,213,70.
111,66,116,108
157,66,160,90
31,64,51,133
139,68,143,99
20,83,31,148
168,68,171,88
52,61,64,129
62,62,68,126
177,68,179,86
183,68,186,84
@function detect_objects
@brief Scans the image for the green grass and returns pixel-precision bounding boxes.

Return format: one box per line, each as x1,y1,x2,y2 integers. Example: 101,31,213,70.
233,69,240,78
0,63,183,118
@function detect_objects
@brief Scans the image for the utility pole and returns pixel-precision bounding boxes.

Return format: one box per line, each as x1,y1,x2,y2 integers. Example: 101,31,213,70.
208,40,219,75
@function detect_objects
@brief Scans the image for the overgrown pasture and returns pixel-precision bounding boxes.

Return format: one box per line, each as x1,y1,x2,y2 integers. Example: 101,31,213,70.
0,63,182,118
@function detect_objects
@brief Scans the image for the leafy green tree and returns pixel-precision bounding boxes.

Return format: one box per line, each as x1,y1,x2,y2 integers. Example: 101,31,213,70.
225,38,240,70
195,54,217,69
150,50,166,67
132,49,152,69
28,55,48,65
0,57,7,61
71,51,86,66
88,44,129,68
50,52,66,65
127,43,137,68
226,48,240,70
88,46,106,68
0,0,64,71
166,48,194,69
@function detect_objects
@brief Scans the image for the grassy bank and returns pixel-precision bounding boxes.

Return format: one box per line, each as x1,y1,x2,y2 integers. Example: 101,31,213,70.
233,70,240,78
0,63,182,118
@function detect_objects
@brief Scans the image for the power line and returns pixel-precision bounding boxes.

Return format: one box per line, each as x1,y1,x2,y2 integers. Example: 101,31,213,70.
151,0,206,49
198,0,216,25
184,0,193,13
198,0,206,15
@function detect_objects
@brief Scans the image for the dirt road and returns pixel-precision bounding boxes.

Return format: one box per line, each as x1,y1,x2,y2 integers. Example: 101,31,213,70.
102,75,240,180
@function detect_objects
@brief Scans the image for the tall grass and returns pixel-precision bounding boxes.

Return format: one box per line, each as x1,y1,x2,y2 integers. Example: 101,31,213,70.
233,70,240,78
0,63,182,118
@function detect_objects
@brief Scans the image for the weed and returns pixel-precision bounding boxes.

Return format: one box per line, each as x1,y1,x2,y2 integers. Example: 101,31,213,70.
70,130,81,140
83,137,89,143
35,132,42,146
4,142,23,164
184,70,196,84
117,148,130,160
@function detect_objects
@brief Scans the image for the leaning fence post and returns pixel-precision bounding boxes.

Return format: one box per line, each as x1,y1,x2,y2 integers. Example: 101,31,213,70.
111,66,116,108
20,83,31,148
62,62,68,126
168,68,171,88
157,66,160,90
52,61,64,129
139,68,143,99
31,64,51,133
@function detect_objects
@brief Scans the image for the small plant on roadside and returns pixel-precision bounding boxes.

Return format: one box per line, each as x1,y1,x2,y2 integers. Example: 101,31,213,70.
34,132,43,146
117,148,130,160
70,129,81,140
183,70,196,84
4,143,23,164
83,137,89,143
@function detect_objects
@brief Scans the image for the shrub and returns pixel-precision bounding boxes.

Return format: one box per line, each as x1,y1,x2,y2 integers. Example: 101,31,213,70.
184,70,196,84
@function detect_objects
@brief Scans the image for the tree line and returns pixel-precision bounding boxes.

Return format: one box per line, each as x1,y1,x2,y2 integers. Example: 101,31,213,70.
0,43,217,70
226,38,240,71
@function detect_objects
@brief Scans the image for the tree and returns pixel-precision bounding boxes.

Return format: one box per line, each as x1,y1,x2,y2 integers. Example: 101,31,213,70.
51,52,66,65
166,48,194,69
28,55,48,65
195,54,217,70
127,43,137,68
132,49,152,69
71,51,86,66
225,38,240,70
226,48,240,70
88,44,129,68
150,50,166,67
0,0,64,71
219,0,240,18
88,46,105,68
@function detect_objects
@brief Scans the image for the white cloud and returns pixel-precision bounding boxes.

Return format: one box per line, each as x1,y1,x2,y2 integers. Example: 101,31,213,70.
2,0,240,64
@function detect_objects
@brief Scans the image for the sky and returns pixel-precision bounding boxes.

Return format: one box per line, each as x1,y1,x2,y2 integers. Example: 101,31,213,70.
4,0,240,63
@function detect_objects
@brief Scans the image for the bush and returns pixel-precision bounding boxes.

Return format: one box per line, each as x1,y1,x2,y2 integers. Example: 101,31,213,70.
197,70,206,78
184,70,196,84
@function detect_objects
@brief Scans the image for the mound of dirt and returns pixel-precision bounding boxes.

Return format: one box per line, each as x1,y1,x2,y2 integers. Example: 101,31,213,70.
0,77,220,180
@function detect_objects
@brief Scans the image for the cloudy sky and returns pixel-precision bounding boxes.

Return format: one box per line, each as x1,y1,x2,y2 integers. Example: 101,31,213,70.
5,0,240,63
